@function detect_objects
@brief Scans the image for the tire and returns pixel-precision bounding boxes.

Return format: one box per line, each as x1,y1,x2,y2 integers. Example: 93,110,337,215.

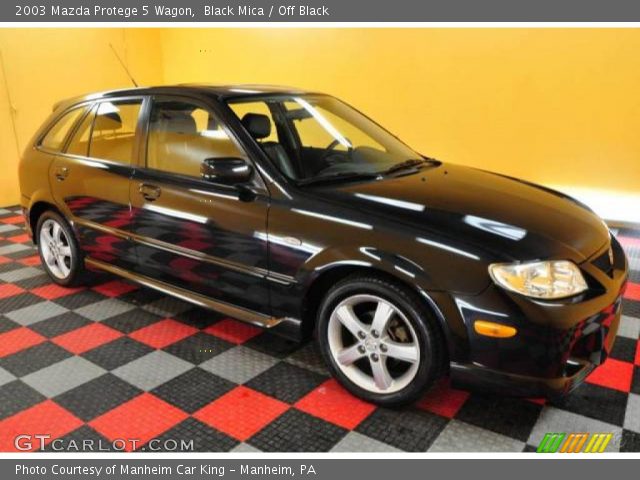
36,210,87,287
316,274,444,407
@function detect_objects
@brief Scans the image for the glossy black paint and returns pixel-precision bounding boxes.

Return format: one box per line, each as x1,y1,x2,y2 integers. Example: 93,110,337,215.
18,85,629,397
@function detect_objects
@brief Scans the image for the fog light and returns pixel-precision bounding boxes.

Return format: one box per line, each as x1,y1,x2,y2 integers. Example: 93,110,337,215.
474,320,517,338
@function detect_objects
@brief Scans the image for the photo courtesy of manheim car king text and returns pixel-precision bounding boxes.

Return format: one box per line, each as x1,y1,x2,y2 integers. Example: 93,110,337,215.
0,0,639,477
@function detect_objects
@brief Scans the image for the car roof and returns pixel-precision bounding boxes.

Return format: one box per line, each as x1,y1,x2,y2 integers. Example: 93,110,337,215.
54,84,321,111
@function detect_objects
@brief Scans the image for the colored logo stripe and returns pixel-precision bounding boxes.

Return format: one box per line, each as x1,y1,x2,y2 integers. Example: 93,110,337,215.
560,433,588,453
537,432,613,453
584,433,613,453
537,433,565,453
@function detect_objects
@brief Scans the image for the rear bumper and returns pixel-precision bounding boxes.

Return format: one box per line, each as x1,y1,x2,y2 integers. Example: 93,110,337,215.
21,205,32,238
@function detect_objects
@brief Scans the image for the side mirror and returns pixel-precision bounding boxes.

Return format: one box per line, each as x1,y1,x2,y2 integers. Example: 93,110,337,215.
201,157,253,184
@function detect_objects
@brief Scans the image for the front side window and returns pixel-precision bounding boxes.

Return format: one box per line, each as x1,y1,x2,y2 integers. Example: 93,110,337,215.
40,107,86,152
227,95,422,183
146,99,245,178
283,99,383,152
89,100,142,163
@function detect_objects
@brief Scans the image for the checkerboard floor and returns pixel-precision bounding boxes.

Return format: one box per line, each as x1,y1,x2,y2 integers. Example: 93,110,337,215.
0,206,639,452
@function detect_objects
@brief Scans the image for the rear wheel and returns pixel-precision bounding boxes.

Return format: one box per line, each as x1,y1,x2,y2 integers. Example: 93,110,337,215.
317,274,444,407
36,211,86,287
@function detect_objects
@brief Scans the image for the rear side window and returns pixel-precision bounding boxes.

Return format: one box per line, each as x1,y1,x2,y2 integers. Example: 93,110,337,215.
40,107,85,152
88,100,142,163
66,106,96,157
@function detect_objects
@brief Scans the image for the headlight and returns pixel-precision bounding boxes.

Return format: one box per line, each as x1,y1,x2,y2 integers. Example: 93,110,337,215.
488,260,588,299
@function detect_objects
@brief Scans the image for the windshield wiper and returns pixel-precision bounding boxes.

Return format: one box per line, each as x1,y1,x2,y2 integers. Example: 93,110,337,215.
297,172,381,187
382,157,440,175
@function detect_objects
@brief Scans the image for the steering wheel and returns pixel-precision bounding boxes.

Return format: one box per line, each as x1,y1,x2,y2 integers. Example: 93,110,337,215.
322,138,352,164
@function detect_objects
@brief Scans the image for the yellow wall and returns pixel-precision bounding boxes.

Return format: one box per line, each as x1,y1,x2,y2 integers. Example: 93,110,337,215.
1,28,639,221
159,28,640,221
0,28,162,206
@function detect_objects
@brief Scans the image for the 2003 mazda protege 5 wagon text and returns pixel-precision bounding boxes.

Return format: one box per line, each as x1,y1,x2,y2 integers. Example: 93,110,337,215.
18,85,628,406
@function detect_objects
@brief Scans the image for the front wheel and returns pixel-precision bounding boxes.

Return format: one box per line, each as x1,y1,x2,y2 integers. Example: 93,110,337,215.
317,274,444,407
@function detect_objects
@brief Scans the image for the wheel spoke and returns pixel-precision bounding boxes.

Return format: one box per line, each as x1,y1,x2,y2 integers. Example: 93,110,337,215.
336,305,366,339
52,222,62,242
371,301,395,334
383,340,419,364
59,245,72,258
337,344,365,366
370,357,393,390
56,255,71,277
41,229,54,245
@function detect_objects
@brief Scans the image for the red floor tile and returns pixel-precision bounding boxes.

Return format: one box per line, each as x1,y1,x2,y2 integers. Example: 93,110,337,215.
31,283,84,300
52,323,123,355
295,379,376,429
635,342,640,367
0,400,83,451
624,282,640,302
0,255,11,265
18,255,41,266
0,283,25,299
92,280,138,298
586,358,635,392
129,318,198,349
89,393,187,451
618,236,640,249
194,386,289,441
0,327,45,358
8,233,30,243
1,215,25,225
204,319,262,344
417,378,471,418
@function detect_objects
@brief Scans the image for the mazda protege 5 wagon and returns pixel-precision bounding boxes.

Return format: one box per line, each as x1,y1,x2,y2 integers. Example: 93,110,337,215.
18,85,628,406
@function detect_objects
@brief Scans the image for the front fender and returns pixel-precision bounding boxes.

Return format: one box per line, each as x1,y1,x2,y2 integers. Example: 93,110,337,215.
292,245,469,364
299,245,440,294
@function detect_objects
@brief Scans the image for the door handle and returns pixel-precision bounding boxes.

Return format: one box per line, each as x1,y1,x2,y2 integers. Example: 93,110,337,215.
55,167,69,181
138,183,161,202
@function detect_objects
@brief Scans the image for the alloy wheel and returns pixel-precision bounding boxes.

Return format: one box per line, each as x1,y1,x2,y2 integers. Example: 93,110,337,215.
39,218,73,280
327,294,421,394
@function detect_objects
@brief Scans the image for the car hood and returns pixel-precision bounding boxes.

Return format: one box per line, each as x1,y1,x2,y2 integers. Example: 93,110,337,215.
315,162,609,262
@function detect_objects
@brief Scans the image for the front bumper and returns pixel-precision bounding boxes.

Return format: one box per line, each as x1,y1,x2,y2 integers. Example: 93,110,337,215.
450,295,622,397
446,235,628,398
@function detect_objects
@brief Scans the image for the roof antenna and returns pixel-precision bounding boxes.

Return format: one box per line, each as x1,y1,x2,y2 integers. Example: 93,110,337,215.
109,43,138,87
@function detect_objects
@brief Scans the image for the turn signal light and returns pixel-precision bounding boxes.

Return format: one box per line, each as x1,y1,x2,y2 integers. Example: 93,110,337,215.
474,320,517,338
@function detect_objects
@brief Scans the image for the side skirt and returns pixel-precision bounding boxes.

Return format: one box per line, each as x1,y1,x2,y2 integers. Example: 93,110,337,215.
85,257,287,330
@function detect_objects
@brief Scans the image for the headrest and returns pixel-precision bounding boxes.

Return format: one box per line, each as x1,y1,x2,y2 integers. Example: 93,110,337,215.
241,113,271,139
93,111,122,131
165,112,197,135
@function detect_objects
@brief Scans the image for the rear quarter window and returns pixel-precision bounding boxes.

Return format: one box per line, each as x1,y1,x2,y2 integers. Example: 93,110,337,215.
39,107,86,152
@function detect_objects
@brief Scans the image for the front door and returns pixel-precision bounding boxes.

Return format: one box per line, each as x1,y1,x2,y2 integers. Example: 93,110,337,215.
130,96,271,314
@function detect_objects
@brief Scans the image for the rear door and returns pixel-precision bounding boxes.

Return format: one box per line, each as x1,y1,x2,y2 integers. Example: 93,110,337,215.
129,95,271,314
50,97,145,271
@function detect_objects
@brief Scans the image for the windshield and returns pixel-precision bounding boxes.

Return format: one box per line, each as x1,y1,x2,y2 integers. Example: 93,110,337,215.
227,95,427,184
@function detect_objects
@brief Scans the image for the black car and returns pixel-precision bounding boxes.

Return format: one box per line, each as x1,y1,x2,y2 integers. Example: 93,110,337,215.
18,84,628,406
